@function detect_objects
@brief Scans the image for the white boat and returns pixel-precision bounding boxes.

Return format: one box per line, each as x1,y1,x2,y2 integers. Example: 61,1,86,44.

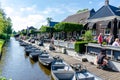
71,63,103,80
51,56,76,80
38,51,54,66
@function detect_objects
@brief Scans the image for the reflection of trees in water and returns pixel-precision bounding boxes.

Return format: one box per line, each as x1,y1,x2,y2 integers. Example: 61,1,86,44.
38,62,51,76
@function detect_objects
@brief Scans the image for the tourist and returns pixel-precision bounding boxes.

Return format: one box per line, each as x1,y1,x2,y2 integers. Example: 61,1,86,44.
106,34,114,45
96,49,108,69
49,43,55,51
112,38,120,47
97,33,103,46
51,37,54,44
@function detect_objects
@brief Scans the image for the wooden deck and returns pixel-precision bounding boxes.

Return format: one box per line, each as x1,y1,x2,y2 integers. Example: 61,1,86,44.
43,43,120,80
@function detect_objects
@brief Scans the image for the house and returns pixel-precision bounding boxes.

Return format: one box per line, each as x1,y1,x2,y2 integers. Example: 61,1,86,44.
87,0,120,38
62,9,95,25
47,21,59,28
61,9,95,39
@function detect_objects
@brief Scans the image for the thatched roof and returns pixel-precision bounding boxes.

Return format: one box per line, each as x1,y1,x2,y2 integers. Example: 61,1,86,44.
62,9,95,25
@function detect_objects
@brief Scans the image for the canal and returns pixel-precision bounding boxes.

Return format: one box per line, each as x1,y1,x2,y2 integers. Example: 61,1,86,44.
0,37,52,80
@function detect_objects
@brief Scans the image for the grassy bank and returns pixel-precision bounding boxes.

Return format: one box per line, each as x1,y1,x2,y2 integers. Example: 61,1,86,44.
0,39,5,53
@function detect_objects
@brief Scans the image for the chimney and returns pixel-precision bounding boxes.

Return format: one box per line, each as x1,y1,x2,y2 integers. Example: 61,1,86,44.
105,0,109,5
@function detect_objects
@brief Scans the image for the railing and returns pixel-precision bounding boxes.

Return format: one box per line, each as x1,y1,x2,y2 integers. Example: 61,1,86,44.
86,43,120,62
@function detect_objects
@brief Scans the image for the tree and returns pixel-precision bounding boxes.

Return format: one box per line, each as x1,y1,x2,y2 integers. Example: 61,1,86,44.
76,8,88,13
40,25,54,33
46,17,52,23
54,22,83,32
0,8,12,39
4,17,12,34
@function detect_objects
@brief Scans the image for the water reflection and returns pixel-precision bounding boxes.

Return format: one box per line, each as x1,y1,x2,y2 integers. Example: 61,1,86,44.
38,62,54,80
0,37,51,80
29,58,36,66
24,53,28,59
38,62,51,76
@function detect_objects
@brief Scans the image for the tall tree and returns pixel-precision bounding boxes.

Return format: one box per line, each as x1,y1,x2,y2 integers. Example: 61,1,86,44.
46,17,52,23
0,7,12,39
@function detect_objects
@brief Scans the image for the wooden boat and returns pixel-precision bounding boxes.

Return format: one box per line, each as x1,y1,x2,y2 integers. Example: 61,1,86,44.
71,63,103,80
51,56,76,80
38,51,54,66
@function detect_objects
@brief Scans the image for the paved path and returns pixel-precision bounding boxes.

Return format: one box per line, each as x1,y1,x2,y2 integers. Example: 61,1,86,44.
25,41,120,80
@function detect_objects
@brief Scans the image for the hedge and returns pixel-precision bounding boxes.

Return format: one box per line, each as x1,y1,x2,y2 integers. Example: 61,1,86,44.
54,22,83,32
75,41,88,53
74,40,98,53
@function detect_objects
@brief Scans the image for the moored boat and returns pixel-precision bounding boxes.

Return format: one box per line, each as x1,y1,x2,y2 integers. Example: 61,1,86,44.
29,50,42,61
38,50,54,67
71,63,103,80
25,47,39,56
51,56,76,80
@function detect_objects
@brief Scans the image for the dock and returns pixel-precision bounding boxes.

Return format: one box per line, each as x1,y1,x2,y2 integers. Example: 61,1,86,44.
24,40,120,80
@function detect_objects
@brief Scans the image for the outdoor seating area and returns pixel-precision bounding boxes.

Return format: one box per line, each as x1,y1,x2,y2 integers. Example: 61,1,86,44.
86,43,120,72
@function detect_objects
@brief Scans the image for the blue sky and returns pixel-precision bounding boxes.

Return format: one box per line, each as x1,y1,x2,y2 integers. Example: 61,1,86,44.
0,0,120,31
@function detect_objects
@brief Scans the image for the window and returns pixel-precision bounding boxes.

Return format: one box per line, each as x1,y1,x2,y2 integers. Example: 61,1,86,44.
92,30,96,35
104,29,110,35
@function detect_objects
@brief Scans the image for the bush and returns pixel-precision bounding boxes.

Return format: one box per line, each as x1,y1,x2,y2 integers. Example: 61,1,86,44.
0,33,10,40
75,40,97,53
84,30,93,41
0,33,7,40
75,41,88,53
0,39,5,54
0,76,12,80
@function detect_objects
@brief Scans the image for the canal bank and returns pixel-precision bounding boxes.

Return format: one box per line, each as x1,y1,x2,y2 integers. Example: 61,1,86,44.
0,37,52,80
0,39,5,58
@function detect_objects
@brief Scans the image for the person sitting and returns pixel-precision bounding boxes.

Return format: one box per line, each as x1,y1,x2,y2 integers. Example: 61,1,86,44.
49,43,55,51
112,38,120,47
96,49,108,69
39,40,44,46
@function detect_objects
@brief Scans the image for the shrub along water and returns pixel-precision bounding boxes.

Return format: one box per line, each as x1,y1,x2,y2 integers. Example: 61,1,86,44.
0,39,5,54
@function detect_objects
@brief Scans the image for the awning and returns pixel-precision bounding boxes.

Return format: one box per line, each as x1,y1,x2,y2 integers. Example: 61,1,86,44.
87,22,96,29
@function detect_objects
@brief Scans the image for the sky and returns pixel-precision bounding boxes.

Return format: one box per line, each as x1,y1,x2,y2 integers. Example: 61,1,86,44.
0,0,120,31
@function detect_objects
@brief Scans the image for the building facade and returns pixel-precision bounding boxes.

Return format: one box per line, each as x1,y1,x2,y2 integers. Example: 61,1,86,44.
86,0,120,39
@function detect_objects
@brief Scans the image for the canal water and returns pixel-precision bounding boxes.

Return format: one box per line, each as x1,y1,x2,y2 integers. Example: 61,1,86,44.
0,37,52,80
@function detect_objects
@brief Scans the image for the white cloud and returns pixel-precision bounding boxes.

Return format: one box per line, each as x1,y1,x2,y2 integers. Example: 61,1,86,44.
89,1,92,4
3,6,47,31
0,1,81,31
42,7,65,15
4,7,14,15
20,5,36,12
11,14,46,31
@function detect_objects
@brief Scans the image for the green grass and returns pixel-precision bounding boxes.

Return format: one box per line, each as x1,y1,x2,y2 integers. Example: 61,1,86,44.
0,39,5,53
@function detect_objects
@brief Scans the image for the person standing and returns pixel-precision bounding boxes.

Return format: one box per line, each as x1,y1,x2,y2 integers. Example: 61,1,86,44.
98,33,103,46
107,34,114,45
